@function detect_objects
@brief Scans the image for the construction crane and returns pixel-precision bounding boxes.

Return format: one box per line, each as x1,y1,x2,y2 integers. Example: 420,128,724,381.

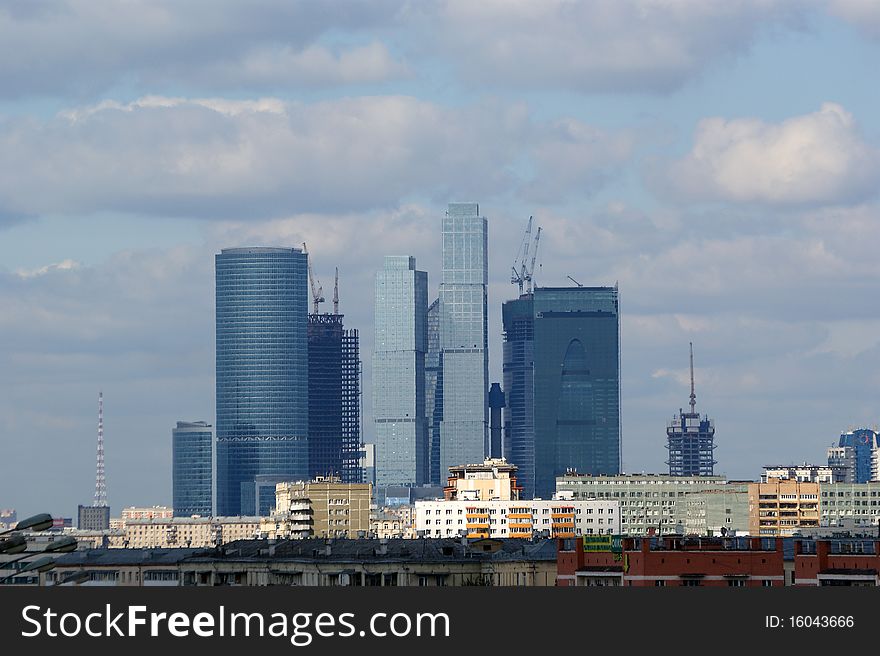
567,275,583,287
302,242,324,314
333,267,339,315
511,216,542,295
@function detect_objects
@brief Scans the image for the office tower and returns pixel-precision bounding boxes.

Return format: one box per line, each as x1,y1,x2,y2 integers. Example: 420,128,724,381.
172,421,213,517
488,383,505,459
373,256,429,488
506,286,620,499
215,247,309,516
425,298,443,485
666,343,717,476
836,428,878,483
502,294,536,497
439,202,489,476
308,313,362,484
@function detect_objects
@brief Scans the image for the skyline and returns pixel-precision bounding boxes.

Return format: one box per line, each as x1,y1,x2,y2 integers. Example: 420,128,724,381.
3,2,880,517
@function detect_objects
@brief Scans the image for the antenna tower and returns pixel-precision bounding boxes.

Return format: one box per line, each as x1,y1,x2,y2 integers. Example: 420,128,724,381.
689,342,696,415
94,391,107,507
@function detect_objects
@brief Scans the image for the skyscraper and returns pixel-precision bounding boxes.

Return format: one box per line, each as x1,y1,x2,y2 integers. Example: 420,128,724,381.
836,428,879,483
308,313,362,484
506,286,620,499
425,298,443,485
666,343,717,477
439,202,489,476
373,256,429,488
172,421,213,517
215,247,309,516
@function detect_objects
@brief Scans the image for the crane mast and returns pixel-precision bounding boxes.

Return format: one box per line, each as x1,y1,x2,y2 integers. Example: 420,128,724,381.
302,242,324,314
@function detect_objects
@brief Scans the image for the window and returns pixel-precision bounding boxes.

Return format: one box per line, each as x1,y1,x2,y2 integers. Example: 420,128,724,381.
727,579,745,587
654,580,665,587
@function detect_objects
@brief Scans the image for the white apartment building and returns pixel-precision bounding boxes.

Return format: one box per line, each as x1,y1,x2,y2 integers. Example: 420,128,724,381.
762,465,837,484
120,517,261,549
556,473,730,536
819,481,880,528
415,498,620,539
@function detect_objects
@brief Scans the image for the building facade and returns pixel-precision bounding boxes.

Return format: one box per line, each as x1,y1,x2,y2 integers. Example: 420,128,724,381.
215,247,309,516
77,505,110,531
119,517,261,549
172,421,213,517
263,478,372,539
556,473,730,536
683,485,751,536
439,202,489,478
761,465,838,484
819,481,880,528
502,293,536,497
666,344,716,476
425,298,443,485
748,478,820,536
416,498,620,539
443,458,522,502
307,314,362,483
837,428,879,483
373,256,429,488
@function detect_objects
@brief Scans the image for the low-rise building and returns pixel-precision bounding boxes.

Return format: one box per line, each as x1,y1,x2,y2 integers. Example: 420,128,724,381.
558,535,785,587
415,497,619,539
749,478,819,536
262,478,372,539
794,538,880,586
556,473,730,535
371,506,415,539
762,464,838,484
43,538,558,587
120,517,261,548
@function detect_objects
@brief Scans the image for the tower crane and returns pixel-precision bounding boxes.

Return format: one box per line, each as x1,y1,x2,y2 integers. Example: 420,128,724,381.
511,216,542,295
302,242,324,314
333,267,339,315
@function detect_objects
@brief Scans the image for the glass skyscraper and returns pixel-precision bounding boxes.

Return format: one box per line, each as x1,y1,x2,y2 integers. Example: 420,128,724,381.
503,286,620,499
837,428,879,483
425,298,443,486
215,247,309,516
373,256,429,488
172,421,213,517
439,202,489,477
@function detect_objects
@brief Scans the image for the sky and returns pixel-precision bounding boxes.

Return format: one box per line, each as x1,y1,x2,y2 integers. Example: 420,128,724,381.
2,0,880,519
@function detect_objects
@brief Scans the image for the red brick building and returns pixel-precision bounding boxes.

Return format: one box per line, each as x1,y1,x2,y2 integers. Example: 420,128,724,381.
794,539,880,586
558,536,785,587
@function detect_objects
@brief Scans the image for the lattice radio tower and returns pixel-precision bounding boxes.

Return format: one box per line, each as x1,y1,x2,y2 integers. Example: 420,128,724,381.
94,391,107,507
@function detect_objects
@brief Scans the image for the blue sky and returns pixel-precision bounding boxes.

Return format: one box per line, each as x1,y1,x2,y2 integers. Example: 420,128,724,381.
2,1,880,518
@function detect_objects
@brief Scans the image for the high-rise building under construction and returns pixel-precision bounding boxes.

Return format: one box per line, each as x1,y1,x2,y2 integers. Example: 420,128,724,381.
666,343,717,477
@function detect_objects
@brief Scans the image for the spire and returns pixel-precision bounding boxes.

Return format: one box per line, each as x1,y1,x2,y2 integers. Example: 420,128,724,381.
689,342,696,415
94,391,107,507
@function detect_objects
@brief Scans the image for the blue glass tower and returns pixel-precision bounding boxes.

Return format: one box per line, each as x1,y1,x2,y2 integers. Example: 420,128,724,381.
215,247,309,516
373,256,429,488
439,202,489,476
838,428,878,483
502,294,536,497
172,421,213,517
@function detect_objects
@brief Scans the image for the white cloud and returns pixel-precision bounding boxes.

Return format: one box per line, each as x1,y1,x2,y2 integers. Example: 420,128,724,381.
828,0,880,39
651,103,880,206
0,95,633,221
14,258,80,279
415,0,806,93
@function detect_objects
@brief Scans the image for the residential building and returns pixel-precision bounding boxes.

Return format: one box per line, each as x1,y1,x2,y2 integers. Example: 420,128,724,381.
121,506,175,522
264,477,372,539
749,478,820,536
44,538,559,587
373,255,429,488
215,247,309,516
761,464,837,484
556,473,729,536
77,505,110,531
684,485,751,536
439,202,489,478
371,506,416,539
794,538,880,586
558,535,785,587
819,481,880,529
444,458,522,501
119,517,261,549
172,421,213,517
415,497,619,539
837,428,879,483
827,445,856,483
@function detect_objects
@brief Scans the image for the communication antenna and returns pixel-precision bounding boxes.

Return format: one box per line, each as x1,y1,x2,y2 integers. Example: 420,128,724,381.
94,391,107,507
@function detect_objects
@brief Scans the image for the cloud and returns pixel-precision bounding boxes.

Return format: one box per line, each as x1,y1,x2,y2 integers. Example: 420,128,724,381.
414,0,806,93
828,0,880,39
0,95,633,222
649,103,880,206
0,0,407,98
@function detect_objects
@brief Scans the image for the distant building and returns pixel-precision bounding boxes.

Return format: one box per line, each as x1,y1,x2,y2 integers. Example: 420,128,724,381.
373,255,429,489
837,428,879,483
361,443,376,490
827,445,856,483
121,506,174,521
761,464,838,484
556,473,730,536
120,517,261,549
666,343,716,476
504,286,620,500
425,298,444,486
264,477,372,539
749,478,819,536
371,506,415,539
77,505,110,531
439,202,490,480
415,497,619,539
215,247,309,516
444,458,522,502
172,421,213,517
684,485,751,536
488,383,505,459
819,481,880,529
